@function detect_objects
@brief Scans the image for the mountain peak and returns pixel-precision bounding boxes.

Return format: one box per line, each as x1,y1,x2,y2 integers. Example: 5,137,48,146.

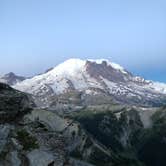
47,58,86,76
48,58,128,76
14,58,166,107
4,72,16,77
0,72,26,86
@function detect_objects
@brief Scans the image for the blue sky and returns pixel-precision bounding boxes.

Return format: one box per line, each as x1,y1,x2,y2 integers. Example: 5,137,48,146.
0,0,166,82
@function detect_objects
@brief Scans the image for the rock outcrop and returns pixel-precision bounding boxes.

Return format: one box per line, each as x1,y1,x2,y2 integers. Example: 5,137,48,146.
1,82,166,166
0,83,34,123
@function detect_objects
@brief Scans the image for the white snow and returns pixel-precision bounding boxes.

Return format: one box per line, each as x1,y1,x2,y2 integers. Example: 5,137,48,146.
13,58,166,101
48,58,86,76
14,58,124,95
148,82,166,94
14,58,102,95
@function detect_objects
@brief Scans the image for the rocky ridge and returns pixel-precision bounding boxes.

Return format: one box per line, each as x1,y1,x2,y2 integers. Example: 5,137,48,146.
0,72,26,86
1,82,166,166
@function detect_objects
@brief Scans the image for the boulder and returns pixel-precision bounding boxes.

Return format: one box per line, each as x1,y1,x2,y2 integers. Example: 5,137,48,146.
27,149,54,166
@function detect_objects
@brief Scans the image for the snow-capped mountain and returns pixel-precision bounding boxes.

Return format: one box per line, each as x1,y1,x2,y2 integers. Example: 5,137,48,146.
0,72,26,86
14,59,166,107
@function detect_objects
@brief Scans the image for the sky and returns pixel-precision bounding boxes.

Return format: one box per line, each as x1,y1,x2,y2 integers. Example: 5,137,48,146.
0,0,166,82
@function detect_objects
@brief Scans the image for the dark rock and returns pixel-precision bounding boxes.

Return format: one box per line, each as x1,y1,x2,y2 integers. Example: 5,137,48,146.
0,83,34,123
85,60,129,83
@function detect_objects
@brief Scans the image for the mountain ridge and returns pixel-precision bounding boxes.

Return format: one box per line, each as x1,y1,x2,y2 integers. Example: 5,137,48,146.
0,72,26,86
11,58,166,107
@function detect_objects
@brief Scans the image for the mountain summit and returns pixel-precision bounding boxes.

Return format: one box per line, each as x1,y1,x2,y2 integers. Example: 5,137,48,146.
0,72,26,86
14,58,166,107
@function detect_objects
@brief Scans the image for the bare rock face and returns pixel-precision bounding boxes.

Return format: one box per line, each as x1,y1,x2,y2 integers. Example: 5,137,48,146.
0,83,67,166
5,151,21,166
85,60,130,83
27,150,54,166
0,83,34,123
0,83,36,165
0,125,11,153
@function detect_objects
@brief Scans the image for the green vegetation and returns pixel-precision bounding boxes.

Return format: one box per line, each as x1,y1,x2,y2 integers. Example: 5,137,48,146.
112,153,145,166
73,109,143,152
16,129,39,151
89,146,112,166
70,148,82,160
137,109,166,166
71,107,166,166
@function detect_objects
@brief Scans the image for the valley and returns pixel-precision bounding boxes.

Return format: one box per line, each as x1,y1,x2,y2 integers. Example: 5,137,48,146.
0,59,166,166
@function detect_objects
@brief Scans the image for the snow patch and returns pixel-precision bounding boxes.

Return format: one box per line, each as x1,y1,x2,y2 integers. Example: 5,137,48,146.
145,82,166,94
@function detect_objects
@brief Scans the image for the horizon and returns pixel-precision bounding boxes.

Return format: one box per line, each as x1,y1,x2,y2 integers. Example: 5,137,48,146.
1,0,166,82
1,57,166,83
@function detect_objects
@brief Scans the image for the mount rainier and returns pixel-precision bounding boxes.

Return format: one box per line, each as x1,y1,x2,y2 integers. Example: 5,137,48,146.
13,58,166,107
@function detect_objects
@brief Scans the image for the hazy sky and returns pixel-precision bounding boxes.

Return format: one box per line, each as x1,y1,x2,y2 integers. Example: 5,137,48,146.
0,0,166,82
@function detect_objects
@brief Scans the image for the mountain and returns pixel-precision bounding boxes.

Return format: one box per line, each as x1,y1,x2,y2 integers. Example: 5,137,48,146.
1,82,166,166
0,72,26,86
14,58,166,107
0,82,115,166
0,83,68,165
70,106,166,166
